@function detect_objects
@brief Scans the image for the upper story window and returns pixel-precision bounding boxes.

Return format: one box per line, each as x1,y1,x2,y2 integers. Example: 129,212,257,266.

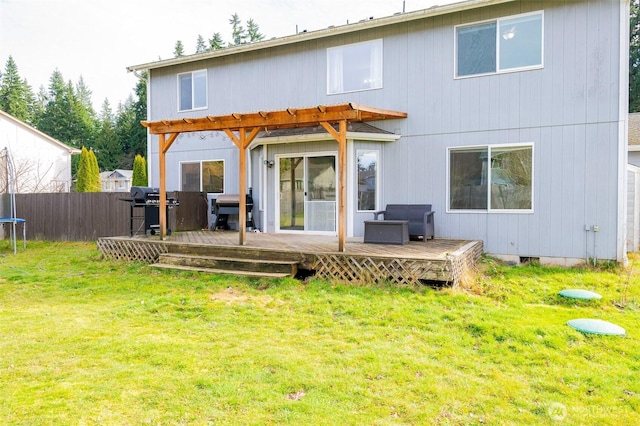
448,144,533,212
455,11,543,78
178,70,207,111
327,39,383,95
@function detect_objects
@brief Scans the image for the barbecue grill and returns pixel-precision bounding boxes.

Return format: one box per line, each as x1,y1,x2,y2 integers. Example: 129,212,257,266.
121,186,179,236
211,189,254,231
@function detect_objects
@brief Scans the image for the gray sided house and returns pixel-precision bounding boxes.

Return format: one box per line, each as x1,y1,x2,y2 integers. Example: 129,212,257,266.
128,0,630,265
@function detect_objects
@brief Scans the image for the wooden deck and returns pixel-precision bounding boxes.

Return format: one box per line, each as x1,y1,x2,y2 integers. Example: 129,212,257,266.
97,230,483,286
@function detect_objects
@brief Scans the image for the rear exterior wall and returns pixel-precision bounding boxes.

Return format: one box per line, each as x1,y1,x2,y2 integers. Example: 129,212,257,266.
146,0,627,262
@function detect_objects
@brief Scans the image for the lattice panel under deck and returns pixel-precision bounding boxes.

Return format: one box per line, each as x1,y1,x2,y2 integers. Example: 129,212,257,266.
97,238,168,263
313,254,450,286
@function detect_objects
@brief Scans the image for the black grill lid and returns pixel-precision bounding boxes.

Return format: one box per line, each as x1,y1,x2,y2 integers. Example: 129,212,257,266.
130,186,159,199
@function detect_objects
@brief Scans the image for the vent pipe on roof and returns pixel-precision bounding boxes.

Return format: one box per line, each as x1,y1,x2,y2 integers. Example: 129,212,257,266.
403,1,406,13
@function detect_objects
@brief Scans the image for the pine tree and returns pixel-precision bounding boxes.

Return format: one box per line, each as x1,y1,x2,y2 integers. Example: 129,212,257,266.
196,35,207,53
95,98,122,171
246,19,265,42
132,154,148,186
174,40,185,57
229,13,247,46
209,32,225,50
37,70,96,150
0,56,37,124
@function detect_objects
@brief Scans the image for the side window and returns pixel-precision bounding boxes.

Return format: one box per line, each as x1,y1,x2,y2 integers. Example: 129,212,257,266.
181,160,224,193
357,150,378,211
456,11,543,78
327,39,383,94
178,70,207,111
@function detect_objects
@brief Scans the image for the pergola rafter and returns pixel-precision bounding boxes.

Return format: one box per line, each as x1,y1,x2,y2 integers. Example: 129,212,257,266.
142,103,407,251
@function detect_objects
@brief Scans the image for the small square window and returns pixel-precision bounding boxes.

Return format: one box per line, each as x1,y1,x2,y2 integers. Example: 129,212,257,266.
178,70,207,111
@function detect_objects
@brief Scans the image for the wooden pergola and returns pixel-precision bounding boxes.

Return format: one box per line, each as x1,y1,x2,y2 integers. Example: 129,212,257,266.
142,103,407,251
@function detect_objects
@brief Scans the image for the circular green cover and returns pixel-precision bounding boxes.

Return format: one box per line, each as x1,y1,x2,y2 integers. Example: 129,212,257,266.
559,289,602,300
567,319,626,336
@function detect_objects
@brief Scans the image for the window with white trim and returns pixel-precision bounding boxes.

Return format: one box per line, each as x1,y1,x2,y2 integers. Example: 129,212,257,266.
448,144,533,211
327,39,383,94
357,150,378,211
181,160,224,193
455,11,543,78
178,70,207,111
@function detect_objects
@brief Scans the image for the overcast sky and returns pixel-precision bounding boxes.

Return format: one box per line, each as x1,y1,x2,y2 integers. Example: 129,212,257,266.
0,0,459,110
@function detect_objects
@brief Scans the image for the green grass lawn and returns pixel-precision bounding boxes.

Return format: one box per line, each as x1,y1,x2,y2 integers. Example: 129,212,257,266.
0,241,638,425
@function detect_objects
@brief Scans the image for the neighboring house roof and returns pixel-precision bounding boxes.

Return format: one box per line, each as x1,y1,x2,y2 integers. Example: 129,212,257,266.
0,109,81,155
127,0,516,73
101,169,133,180
630,113,640,151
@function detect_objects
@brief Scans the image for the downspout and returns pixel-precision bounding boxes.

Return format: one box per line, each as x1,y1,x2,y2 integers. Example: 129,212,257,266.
617,0,630,263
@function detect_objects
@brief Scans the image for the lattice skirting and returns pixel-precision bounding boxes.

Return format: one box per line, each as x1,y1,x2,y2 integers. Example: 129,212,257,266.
97,238,168,263
313,254,453,286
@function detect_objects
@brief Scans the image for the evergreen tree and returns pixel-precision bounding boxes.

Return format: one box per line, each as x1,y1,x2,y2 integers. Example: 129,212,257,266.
37,70,96,150
95,99,122,171
196,35,207,53
246,18,265,42
114,72,147,168
76,76,95,116
76,146,91,192
631,0,640,112
174,40,185,57
77,146,101,192
87,148,101,192
209,32,225,50
132,154,148,186
229,13,247,46
0,56,37,123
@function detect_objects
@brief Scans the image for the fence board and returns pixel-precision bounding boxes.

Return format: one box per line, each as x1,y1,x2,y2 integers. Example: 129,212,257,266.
1,191,207,241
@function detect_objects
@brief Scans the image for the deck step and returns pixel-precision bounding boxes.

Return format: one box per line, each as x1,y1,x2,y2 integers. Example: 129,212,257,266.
149,263,291,279
155,253,298,277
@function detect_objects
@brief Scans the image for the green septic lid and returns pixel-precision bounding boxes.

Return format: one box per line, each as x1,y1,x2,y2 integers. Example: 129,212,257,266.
559,289,602,300
567,319,626,336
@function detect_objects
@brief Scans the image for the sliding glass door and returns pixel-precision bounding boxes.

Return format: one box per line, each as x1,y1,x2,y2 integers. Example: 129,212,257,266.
278,154,336,233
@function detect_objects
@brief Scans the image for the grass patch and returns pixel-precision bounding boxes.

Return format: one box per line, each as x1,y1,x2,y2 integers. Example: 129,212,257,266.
0,241,639,424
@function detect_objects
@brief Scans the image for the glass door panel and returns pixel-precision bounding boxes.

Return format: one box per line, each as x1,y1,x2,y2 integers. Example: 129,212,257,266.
306,156,336,232
279,157,305,230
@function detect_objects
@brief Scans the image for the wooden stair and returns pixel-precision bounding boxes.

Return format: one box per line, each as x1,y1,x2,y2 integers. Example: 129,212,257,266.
150,252,298,279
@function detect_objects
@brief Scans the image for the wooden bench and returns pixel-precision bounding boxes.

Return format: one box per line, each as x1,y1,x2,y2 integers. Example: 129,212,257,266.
363,220,409,245
366,204,435,243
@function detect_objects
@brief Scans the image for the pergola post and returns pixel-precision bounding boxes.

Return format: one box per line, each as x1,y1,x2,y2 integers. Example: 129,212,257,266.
158,132,178,239
158,134,167,239
224,127,260,246
320,120,347,251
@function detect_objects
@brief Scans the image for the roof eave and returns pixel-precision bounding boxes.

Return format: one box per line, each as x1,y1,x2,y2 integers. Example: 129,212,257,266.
127,0,516,73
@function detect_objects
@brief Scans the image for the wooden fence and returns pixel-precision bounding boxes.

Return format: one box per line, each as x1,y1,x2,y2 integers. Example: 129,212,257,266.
1,191,208,241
